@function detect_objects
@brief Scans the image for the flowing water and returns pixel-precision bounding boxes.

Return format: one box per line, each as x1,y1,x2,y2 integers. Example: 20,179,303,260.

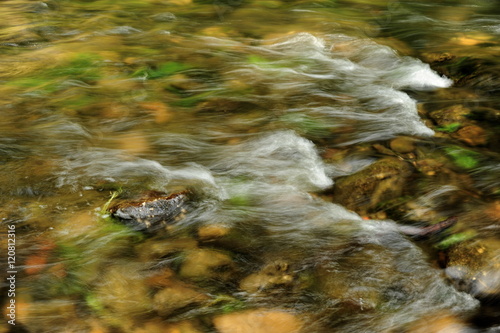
1,0,500,332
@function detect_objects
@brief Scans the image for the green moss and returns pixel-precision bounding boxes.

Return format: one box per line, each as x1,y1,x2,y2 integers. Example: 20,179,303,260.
435,230,477,250
436,122,461,133
444,146,481,169
5,53,103,97
50,53,103,82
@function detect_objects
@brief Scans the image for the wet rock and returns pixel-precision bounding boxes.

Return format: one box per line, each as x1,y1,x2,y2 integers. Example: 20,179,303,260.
429,104,470,126
239,260,294,293
373,143,396,156
421,52,455,64
332,157,413,214
136,319,203,333
15,299,90,333
213,308,303,333
485,201,500,222
109,191,189,231
152,12,176,22
445,239,500,303
136,238,198,262
406,311,473,333
139,101,173,124
93,264,153,319
453,125,488,146
106,26,142,35
389,136,416,153
145,268,176,288
179,248,235,280
434,57,500,94
153,281,209,316
315,262,382,312
197,223,231,241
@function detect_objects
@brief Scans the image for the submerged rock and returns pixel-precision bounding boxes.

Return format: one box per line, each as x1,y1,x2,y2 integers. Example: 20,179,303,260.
453,125,488,146
179,248,235,281
109,191,189,231
406,311,473,333
213,308,303,333
429,105,470,126
389,136,416,154
239,260,294,293
445,239,500,303
153,281,210,316
332,157,413,214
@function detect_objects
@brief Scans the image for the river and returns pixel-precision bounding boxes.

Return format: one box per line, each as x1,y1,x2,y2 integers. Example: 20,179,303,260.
1,0,500,332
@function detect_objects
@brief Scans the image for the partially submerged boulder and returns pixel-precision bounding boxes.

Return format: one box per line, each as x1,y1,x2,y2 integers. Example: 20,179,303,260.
109,191,189,231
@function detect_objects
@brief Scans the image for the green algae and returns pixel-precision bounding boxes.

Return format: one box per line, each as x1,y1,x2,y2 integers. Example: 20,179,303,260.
445,146,481,169
436,122,461,133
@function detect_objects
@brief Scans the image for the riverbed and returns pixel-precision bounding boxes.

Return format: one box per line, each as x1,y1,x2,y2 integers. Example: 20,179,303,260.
1,0,500,332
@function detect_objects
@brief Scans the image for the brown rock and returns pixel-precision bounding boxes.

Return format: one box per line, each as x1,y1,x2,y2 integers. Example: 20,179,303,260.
94,264,152,317
445,239,500,301
389,136,415,153
421,52,454,64
153,282,209,316
453,125,488,146
135,319,203,333
240,261,294,293
139,102,173,124
179,249,234,279
332,157,412,214
372,143,396,156
485,201,500,222
213,309,303,333
415,159,444,176
198,224,231,240
136,238,197,262
406,312,471,333
429,105,470,126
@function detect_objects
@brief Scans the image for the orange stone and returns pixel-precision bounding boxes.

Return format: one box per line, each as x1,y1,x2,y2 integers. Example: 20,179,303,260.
455,125,488,146
213,309,303,333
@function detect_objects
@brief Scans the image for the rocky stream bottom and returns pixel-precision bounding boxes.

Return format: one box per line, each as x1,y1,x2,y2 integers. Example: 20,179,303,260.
1,9,500,332
2,116,500,333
